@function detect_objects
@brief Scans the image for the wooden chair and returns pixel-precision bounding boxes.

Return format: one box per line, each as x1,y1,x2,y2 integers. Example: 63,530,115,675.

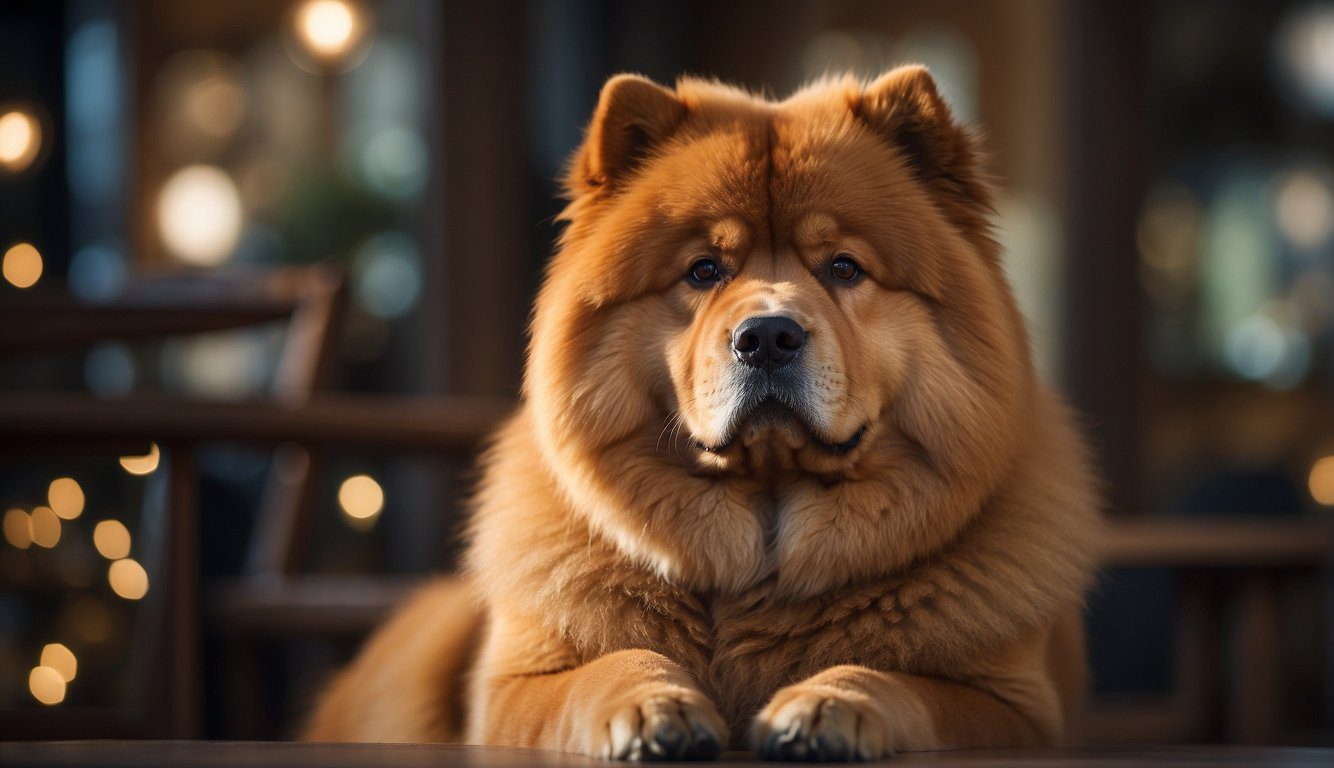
1090,519,1334,744
0,265,349,738
0,392,508,739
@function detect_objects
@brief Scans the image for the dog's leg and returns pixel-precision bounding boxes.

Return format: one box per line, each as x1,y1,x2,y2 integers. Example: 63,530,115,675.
751,664,1060,760
751,625,1065,761
470,647,726,761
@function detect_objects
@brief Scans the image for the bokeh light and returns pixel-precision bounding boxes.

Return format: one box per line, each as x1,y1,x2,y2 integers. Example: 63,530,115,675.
40,643,78,682
1311,456,1334,506
164,332,270,399
338,473,384,529
300,1,355,53
1273,170,1334,250
1291,269,1334,334
354,232,422,318
289,0,371,72
1277,4,1334,118
29,506,61,548
156,50,247,153
69,243,128,301
48,477,85,520
1200,172,1277,365
93,520,132,560
3,508,32,549
1224,309,1310,389
108,558,149,600
359,126,428,199
28,666,66,705
119,442,160,476
85,342,137,398
0,108,42,173
341,39,427,201
1138,183,1203,303
156,165,244,267
3,242,43,289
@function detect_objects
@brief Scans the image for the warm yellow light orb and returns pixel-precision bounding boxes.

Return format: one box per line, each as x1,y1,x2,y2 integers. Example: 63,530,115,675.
0,109,41,173
338,473,384,527
29,506,61,548
296,0,359,58
108,558,149,600
3,242,43,288
119,443,161,476
157,166,243,267
48,477,85,520
3,508,32,549
40,643,78,682
28,666,65,705
93,520,132,560
1311,456,1334,506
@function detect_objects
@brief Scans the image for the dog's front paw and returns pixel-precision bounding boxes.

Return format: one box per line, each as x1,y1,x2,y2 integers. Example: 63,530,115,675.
752,685,893,762
591,687,726,761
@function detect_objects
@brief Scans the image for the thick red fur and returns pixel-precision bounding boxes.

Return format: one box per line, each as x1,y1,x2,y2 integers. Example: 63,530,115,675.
306,67,1102,761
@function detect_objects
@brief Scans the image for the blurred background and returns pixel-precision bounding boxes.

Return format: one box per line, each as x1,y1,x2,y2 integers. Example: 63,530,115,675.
0,0,1332,747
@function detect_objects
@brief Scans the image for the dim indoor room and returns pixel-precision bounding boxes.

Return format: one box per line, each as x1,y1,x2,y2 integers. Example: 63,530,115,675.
1,2,1333,767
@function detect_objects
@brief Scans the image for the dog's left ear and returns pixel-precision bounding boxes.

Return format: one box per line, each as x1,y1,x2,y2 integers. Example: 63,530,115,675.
854,66,989,208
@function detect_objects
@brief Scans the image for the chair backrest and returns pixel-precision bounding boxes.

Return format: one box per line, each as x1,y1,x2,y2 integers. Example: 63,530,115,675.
0,264,347,740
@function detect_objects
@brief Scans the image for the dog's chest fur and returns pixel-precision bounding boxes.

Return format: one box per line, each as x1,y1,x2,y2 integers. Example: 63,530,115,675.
530,501,1090,739
616,576,946,730
539,532,1043,739
470,408,1097,739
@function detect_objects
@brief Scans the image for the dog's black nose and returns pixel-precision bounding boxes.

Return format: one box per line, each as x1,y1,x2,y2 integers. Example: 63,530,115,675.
733,316,806,373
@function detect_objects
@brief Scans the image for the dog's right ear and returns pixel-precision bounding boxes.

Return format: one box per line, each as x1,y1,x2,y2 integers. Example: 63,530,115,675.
566,74,686,198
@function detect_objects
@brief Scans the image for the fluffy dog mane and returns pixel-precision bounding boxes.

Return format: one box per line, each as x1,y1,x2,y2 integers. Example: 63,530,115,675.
466,70,1102,733
308,70,1103,753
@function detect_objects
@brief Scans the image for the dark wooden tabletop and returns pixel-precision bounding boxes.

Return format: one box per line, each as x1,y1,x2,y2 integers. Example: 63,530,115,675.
1,742,1331,768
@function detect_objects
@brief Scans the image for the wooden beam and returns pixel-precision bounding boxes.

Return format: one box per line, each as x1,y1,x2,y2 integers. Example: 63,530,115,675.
0,393,512,454
210,575,421,637
1101,519,1334,568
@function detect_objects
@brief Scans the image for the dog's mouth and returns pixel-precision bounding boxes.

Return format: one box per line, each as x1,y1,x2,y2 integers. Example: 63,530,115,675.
694,398,866,456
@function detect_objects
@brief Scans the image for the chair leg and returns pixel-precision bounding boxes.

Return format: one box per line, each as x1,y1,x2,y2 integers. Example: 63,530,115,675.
246,444,322,577
167,445,202,738
1227,572,1281,744
221,637,269,739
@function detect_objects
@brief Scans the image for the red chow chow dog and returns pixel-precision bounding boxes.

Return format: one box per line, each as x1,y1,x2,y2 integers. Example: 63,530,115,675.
306,66,1101,761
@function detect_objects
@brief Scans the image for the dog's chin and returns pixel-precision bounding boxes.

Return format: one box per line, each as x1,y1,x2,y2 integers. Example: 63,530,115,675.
692,399,867,474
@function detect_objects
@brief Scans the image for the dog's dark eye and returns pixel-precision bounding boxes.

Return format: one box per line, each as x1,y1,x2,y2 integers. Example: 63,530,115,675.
829,254,861,282
686,257,721,286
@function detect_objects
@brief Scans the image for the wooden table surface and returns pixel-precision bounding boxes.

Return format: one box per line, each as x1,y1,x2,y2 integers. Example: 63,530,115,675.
1,742,1331,768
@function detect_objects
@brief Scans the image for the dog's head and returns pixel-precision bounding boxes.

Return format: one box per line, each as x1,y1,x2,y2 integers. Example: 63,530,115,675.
527,68,1034,591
